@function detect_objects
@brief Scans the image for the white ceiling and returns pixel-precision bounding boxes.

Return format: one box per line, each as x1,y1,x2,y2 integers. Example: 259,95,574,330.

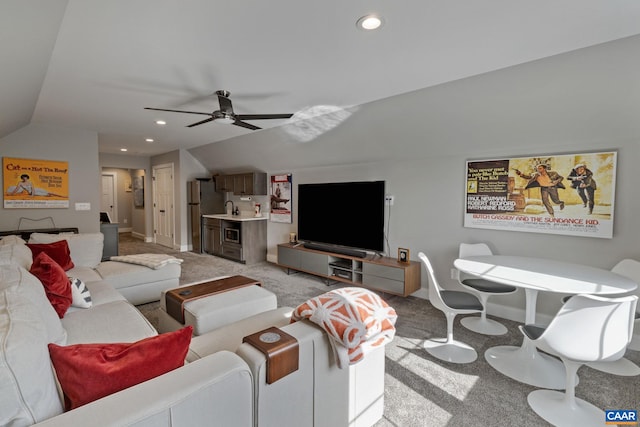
3,0,640,157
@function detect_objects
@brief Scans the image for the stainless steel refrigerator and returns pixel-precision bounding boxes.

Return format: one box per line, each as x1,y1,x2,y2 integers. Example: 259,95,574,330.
188,179,224,253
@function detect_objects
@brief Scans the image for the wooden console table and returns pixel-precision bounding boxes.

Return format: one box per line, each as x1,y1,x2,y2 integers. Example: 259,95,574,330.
277,243,420,297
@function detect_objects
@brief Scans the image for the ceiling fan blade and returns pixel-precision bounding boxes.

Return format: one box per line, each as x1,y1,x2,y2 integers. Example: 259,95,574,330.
235,113,293,120
232,120,261,130
144,107,211,116
217,94,234,115
187,117,215,127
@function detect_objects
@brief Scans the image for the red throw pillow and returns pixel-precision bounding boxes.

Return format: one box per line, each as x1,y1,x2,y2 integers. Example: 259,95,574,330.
29,252,72,318
48,326,193,410
27,240,75,271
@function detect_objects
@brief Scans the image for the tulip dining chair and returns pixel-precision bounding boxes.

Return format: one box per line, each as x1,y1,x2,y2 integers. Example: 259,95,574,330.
610,259,640,351
561,258,640,376
522,294,638,427
457,243,517,335
418,252,483,363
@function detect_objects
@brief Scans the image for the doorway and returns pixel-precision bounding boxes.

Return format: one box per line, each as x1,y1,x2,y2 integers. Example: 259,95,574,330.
152,163,174,248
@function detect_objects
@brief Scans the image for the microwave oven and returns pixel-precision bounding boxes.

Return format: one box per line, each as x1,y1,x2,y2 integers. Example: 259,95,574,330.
224,226,240,244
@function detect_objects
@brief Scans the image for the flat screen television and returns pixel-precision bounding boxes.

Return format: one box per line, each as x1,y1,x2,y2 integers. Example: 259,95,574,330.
297,180,385,256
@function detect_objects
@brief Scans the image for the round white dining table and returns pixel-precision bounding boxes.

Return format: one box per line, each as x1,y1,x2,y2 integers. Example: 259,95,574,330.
454,255,638,389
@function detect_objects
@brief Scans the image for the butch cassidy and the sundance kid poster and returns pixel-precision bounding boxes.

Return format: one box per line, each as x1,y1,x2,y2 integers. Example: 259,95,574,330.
464,151,617,238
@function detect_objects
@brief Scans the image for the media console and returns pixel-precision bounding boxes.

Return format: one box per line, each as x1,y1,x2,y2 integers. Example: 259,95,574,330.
277,243,421,297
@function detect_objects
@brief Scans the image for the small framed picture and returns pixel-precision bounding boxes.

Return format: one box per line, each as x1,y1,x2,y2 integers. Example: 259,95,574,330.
398,248,410,263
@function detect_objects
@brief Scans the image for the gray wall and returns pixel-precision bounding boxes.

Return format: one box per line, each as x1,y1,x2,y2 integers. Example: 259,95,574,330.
0,124,100,232
189,35,640,322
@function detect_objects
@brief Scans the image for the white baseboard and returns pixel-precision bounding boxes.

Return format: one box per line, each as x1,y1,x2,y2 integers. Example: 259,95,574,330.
410,287,428,300
129,231,146,241
267,253,278,264
117,227,132,233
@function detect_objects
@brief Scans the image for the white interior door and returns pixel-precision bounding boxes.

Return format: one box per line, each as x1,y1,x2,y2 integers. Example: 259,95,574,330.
152,164,174,248
101,174,117,223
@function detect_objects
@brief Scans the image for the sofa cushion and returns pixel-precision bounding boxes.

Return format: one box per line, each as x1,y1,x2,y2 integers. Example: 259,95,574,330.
62,300,156,344
49,326,192,410
0,265,67,346
27,240,75,271
69,277,92,308
84,280,126,305
0,235,26,245
29,232,104,269
96,260,181,289
30,252,73,318
65,265,103,283
0,269,65,425
0,243,33,269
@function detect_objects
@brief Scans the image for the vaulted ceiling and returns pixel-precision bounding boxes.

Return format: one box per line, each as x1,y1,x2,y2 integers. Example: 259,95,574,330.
3,0,640,156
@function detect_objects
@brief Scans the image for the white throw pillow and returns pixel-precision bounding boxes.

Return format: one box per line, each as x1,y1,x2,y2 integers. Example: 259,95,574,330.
0,243,32,270
0,235,26,245
29,232,104,268
0,265,67,345
69,277,92,308
0,265,66,425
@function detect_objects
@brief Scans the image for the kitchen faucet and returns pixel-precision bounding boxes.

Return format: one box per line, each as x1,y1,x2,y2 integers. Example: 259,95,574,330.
225,200,235,215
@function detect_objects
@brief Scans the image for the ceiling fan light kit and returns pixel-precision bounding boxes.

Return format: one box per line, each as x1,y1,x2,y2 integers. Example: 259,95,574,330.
145,90,293,131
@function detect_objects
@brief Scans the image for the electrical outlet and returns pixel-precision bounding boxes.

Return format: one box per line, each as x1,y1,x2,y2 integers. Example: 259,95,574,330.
385,195,395,206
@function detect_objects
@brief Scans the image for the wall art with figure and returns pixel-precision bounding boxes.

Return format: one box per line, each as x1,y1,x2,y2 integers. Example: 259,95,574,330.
270,173,292,223
464,151,617,238
3,157,69,208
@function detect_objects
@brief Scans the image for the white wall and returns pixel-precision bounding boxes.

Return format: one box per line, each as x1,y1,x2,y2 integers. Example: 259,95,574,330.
188,35,640,322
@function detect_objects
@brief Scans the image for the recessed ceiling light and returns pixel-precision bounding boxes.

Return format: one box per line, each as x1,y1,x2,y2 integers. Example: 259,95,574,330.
120,148,128,152
155,120,166,125
356,14,384,31
145,138,154,142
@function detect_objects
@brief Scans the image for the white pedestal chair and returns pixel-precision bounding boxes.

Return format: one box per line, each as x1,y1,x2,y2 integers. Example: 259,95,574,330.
610,259,640,351
561,258,640,376
457,243,517,335
521,294,638,427
418,252,483,363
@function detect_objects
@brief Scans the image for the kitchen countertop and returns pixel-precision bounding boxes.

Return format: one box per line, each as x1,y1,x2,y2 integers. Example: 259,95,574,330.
202,214,269,222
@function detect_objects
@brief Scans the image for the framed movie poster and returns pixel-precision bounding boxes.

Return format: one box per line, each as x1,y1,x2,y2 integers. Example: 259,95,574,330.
270,173,292,223
133,176,144,208
464,151,617,238
3,157,69,208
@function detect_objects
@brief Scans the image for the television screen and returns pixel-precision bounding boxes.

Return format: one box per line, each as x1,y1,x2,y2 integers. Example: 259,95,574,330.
297,180,385,253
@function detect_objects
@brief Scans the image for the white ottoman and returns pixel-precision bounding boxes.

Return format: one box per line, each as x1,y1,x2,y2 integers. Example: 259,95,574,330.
158,276,278,335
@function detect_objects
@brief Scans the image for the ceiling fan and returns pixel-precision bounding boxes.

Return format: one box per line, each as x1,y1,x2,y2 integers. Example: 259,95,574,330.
145,90,293,130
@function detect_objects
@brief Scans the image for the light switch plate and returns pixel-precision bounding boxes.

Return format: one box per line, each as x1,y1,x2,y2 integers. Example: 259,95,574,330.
75,202,91,211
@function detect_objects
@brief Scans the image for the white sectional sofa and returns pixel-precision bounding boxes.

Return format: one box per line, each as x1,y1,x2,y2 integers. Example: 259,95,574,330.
25,231,181,305
0,231,390,427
